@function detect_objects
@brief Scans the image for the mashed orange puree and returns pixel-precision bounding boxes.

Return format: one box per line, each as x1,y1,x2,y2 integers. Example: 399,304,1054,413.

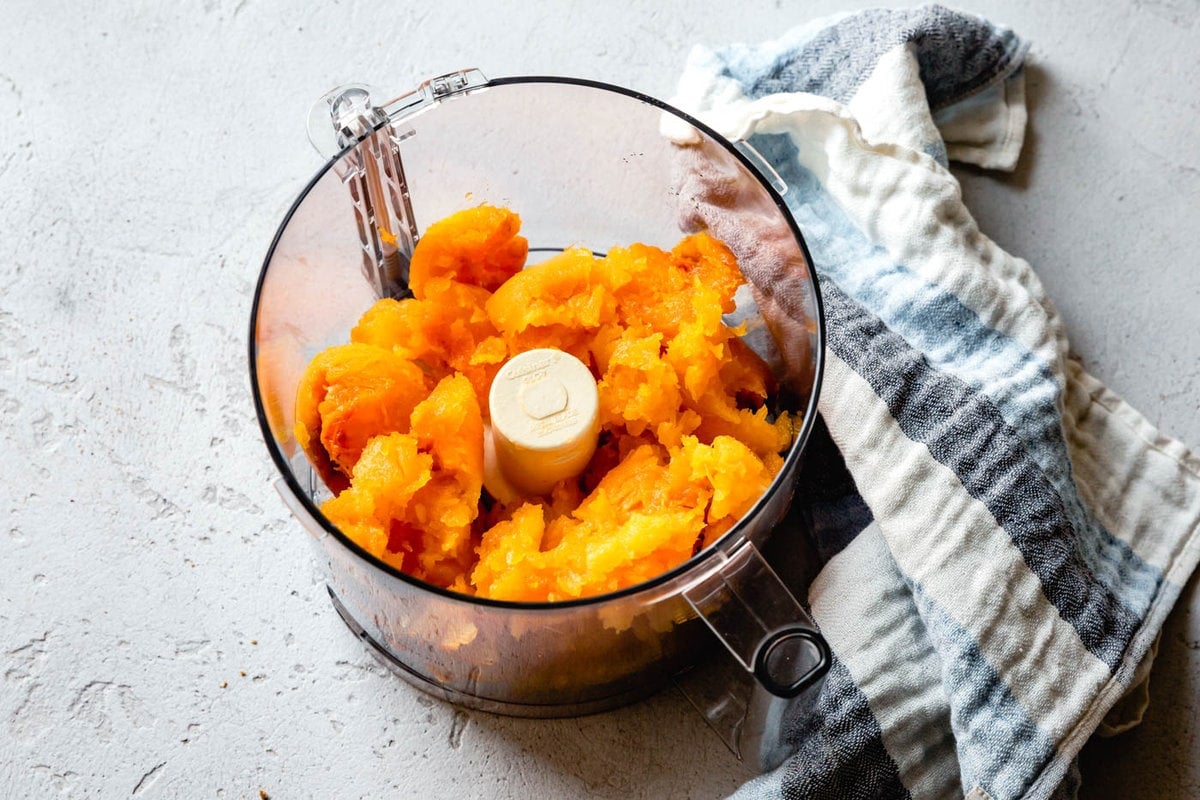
295,204,794,601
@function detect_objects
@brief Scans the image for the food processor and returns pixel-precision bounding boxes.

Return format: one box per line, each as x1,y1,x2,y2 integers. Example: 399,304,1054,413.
249,69,828,770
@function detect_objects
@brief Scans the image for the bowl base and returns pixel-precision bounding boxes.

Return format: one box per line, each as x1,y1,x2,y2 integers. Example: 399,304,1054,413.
327,586,668,718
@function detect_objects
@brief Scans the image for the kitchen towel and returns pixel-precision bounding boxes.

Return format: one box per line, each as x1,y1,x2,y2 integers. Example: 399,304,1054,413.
670,6,1200,799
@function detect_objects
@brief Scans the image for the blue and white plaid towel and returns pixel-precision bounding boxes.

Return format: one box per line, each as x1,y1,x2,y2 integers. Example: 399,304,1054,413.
671,6,1200,800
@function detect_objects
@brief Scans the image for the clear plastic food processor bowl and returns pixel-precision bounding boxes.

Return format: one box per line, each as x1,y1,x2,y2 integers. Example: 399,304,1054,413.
249,70,827,770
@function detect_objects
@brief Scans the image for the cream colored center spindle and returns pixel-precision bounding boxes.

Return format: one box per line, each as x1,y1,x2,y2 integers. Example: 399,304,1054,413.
484,348,600,499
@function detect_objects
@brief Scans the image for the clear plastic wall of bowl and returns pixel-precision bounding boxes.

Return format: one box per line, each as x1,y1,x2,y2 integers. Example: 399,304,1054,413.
249,74,827,770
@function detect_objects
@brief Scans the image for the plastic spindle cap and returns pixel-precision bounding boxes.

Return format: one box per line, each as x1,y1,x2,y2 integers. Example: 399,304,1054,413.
486,349,600,497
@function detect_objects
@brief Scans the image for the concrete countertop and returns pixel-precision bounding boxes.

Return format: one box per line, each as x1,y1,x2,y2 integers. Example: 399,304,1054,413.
1,1,1196,797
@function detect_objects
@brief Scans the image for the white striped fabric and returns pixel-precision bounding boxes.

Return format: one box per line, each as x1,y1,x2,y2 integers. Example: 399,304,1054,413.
671,7,1200,800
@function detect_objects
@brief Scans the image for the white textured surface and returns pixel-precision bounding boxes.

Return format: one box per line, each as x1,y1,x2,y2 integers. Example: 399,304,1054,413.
1,1,1196,798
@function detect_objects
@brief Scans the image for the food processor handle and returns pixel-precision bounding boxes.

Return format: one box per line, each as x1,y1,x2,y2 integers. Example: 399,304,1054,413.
304,70,491,300
679,539,831,770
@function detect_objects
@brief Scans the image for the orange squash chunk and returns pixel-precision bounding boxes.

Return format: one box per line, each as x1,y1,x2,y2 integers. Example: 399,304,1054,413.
605,243,693,337
487,247,617,333
596,330,683,438
471,503,553,601
485,247,619,365
352,282,506,415
320,374,485,589
677,435,774,522
320,432,433,569
670,231,743,313
720,337,777,405
408,204,528,298
294,343,429,481
410,373,484,495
